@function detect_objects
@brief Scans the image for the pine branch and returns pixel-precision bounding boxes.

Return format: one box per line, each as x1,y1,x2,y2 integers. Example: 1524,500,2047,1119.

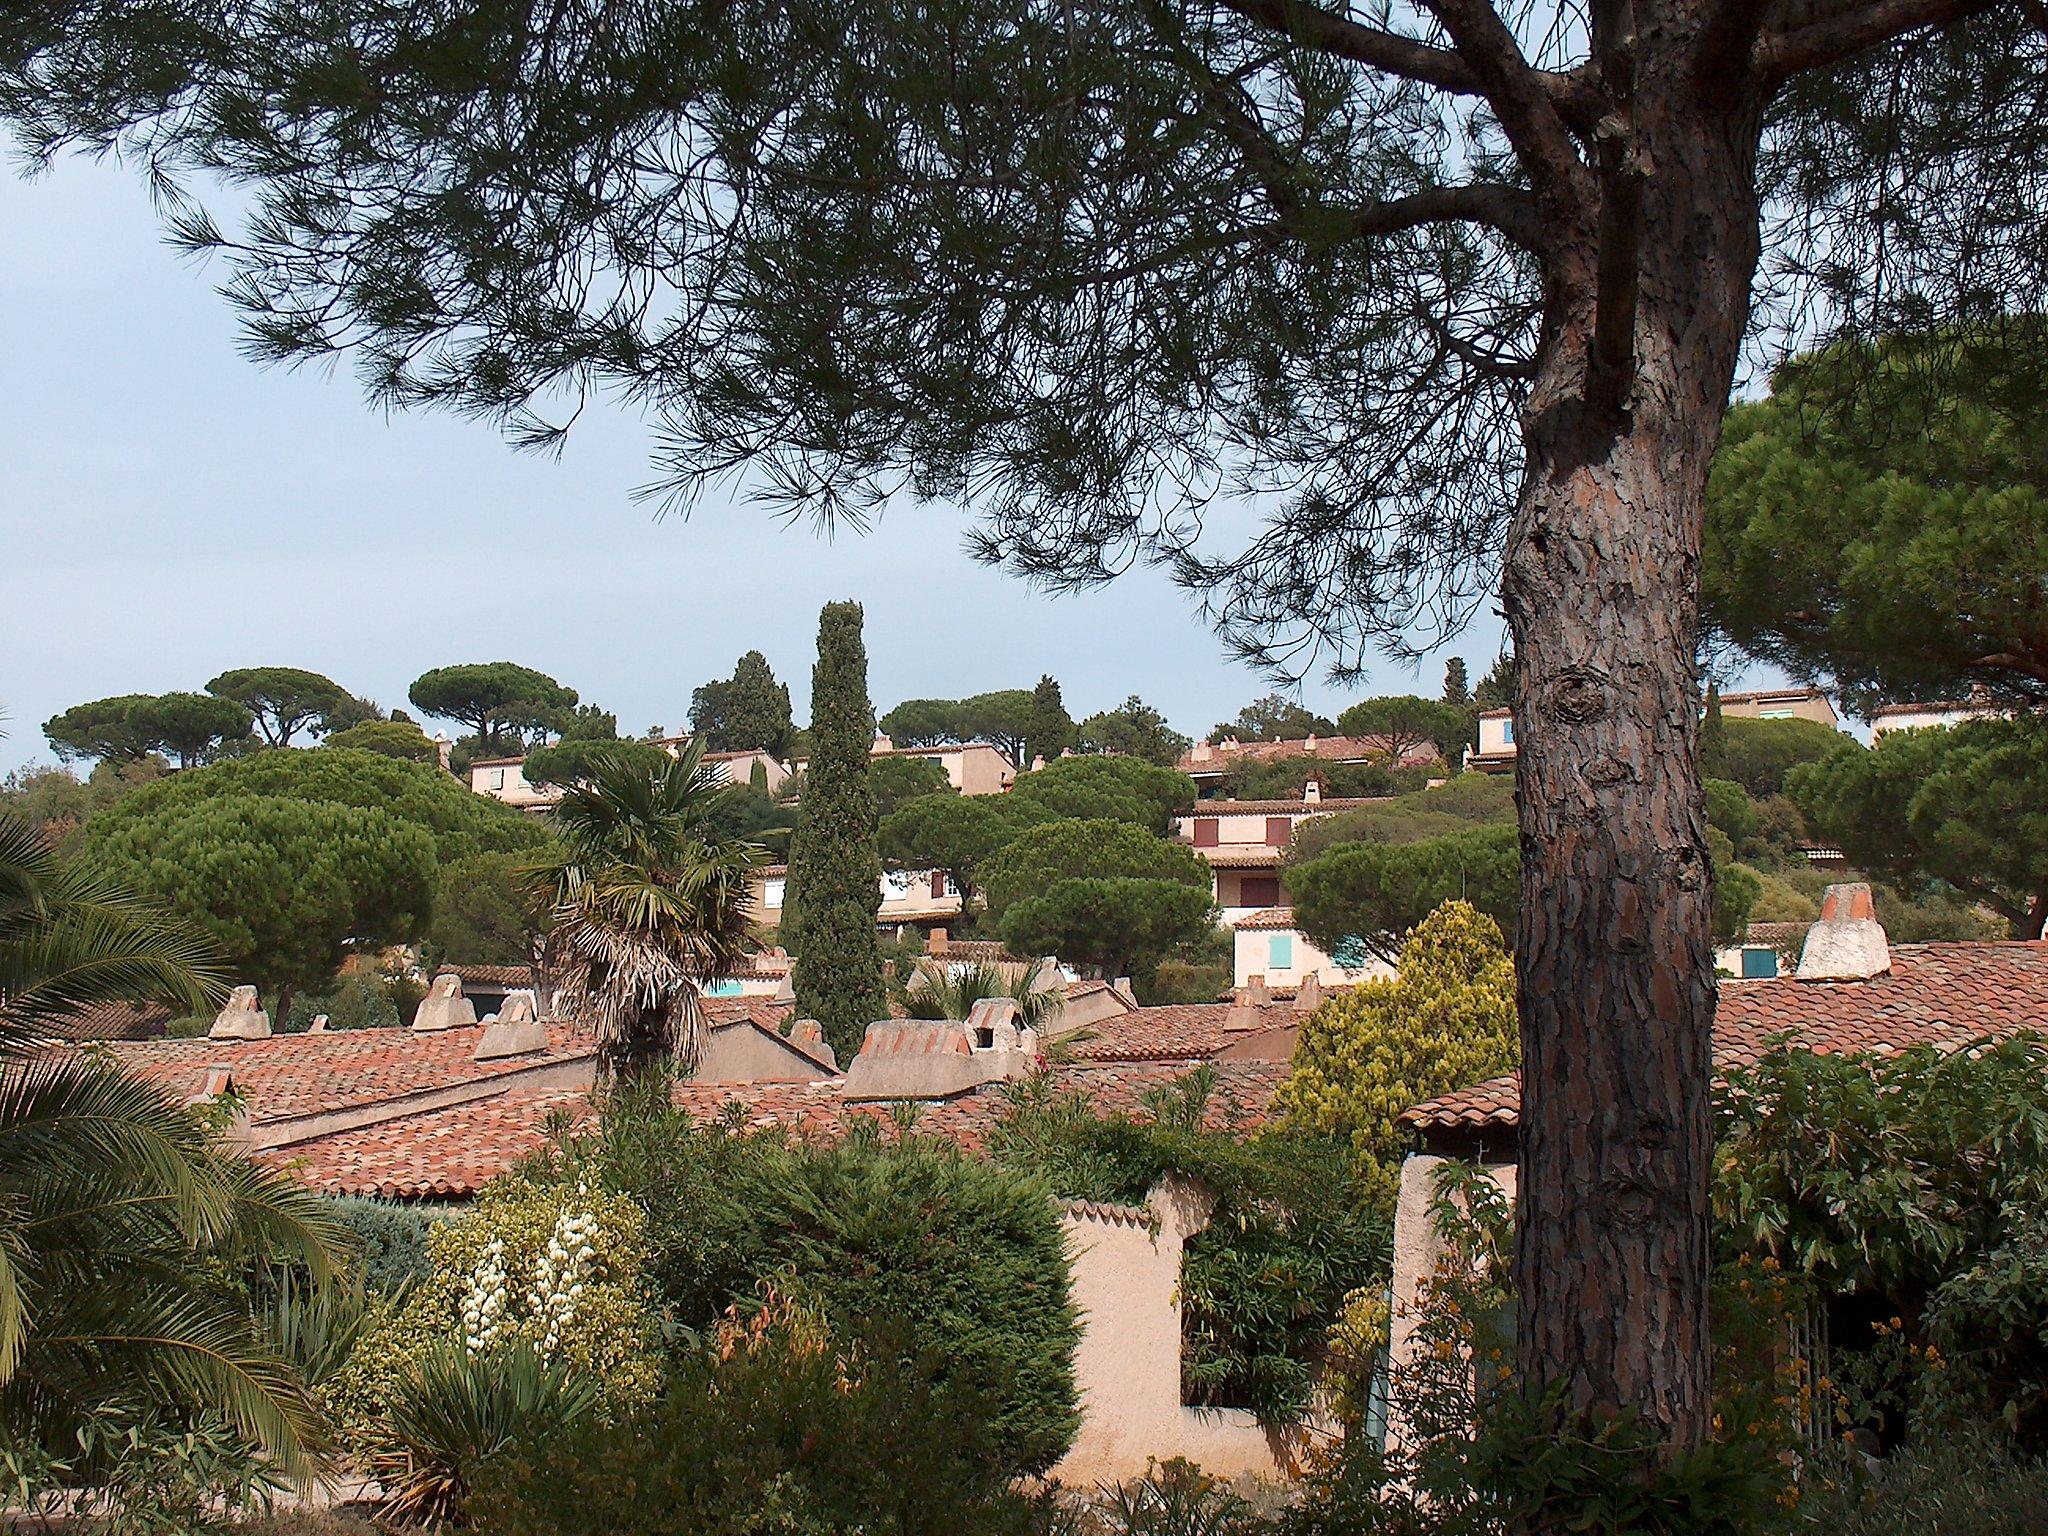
1417,0,1594,217
1756,0,2000,79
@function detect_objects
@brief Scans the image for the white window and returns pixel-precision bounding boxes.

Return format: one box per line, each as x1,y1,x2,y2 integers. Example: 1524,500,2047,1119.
763,878,786,909
489,768,506,790
880,870,919,901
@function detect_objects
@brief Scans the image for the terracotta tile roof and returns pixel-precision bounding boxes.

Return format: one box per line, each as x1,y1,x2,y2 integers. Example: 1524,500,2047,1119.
1234,907,1298,931
1182,798,1391,815
1062,1002,1299,1062
48,999,174,1041
1402,940,2048,1133
1199,847,1285,868
449,964,534,988
263,1059,1287,1199
1180,735,1442,772
103,1022,597,1125
1737,922,1809,952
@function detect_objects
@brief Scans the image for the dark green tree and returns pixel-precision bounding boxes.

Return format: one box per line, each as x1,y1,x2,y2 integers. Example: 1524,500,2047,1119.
879,795,1019,914
689,651,794,755
980,817,1210,918
1442,658,1472,710
1700,682,1729,778
877,698,967,749
1472,654,1516,712
1025,675,1076,766
1074,697,1190,767
1704,334,2048,713
43,695,162,764
522,737,674,788
128,692,254,768
1000,878,1214,981
1005,754,1196,835
206,666,351,746
552,703,619,742
1789,717,2048,940
961,690,1036,765
869,754,954,820
1291,824,1524,963
1336,695,1472,764
17,0,2046,1456
409,663,578,752
1709,716,1848,799
786,603,885,1058
429,850,543,965
324,719,439,763
85,792,436,1019
1208,694,1335,744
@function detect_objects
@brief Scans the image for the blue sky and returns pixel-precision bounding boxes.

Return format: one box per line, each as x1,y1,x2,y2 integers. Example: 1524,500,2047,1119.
4,154,1536,774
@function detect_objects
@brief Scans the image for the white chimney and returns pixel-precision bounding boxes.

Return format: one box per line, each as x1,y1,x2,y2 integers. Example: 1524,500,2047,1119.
1303,778,1323,804
1795,883,1891,981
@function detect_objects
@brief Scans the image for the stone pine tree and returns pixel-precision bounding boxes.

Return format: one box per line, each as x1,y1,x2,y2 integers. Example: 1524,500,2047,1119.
785,603,885,1060
1025,675,1076,766
14,0,2046,1473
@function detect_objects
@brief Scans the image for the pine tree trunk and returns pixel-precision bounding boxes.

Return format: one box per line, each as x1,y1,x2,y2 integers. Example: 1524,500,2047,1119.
1503,80,1762,1448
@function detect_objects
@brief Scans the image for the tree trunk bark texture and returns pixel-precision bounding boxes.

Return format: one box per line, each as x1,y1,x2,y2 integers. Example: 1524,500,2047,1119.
1503,47,1764,1448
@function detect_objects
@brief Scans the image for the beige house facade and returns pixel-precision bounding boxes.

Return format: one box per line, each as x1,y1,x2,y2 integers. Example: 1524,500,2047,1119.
795,736,1015,795
1870,697,2007,737
1233,907,1393,993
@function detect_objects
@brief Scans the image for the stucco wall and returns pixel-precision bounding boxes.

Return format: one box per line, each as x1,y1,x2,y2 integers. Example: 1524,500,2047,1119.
1233,926,1394,990
694,1022,834,1084
1054,1177,1296,1484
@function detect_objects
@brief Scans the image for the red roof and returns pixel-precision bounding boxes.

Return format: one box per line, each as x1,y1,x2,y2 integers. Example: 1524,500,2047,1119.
261,1060,1289,1198
1182,798,1389,815
1403,940,2048,1133
1179,735,1442,773
1061,1001,1299,1062
1234,907,1298,931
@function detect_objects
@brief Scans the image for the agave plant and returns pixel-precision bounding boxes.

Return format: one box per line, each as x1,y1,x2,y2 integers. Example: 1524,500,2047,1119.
902,956,1066,1030
376,1342,599,1529
0,811,343,1481
527,742,764,1078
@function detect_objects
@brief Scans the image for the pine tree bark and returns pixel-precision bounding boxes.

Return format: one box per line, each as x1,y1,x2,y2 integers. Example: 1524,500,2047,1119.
1503,55,1764,1447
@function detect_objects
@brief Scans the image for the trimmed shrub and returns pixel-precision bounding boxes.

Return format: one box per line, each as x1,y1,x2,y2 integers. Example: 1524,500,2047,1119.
326,1196,439,1293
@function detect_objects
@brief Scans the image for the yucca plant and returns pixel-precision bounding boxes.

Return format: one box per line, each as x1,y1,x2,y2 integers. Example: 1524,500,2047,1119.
527,742,764,1078
0,811,344,1485
376,1343,599,1530
902,956,1066,1031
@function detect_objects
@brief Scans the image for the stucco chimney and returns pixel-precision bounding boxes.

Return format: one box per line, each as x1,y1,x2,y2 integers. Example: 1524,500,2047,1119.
1293,973,1323,1011
1112,976,1137,1005
926,927,948,955
1795,882,1891,981
1245,974,1271,1006
1304,732,1318,750
1303,777,1323,804
413,972,479,1031
1031,754,1047,771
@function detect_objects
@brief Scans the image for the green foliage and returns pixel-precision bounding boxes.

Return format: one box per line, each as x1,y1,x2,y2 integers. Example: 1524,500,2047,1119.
84,746,548,867
1704,777,1757,848
787,602,886,1060
471,1300,1057,1536
1471,654,1515,712
1289,773,1517,861
329,1178,662,1442
1001,878,1215,981
1441,658,1471,709
701,781,800,858
1209,694,1335,745
903,957,1065,1026
878,697,967,748
1222,756,1430,803
1789,716,2048,938
1335,694,1471,763
85,791,437,1001
0,758,166,847
1278,902,1519,1167
1706,714,1851,798
552,703,618,742
378,1341,601,1530
206,666,352,746
869,751,954,819
323,718,439,762
880,792,1016,909
1290,823,1521,961
409,662,579,752
282,971,406,1033
127,691,256,767
1797,1428,2048,1536
325,1197,439,1293
428,850,541,966
44,693,171,763
1096,1459,1265,1536
1716,1037,2048,1445
988,1070,1391,1424
520,735,673,787
981,817,1211,916
1007,753,1197,834
1026,674,1076,765
1076,696,1192,766
689,649,794,755
1704,336,2048,713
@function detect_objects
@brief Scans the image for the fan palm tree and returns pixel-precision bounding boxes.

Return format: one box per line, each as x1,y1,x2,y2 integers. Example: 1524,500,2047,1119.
0,812,343,1481
528,742,765,1077
902,956,1066,1031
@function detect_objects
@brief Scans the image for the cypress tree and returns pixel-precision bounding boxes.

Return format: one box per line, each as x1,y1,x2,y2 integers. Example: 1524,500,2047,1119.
1025,675,1076,767
787,602,886,1059
1441,657,1471,710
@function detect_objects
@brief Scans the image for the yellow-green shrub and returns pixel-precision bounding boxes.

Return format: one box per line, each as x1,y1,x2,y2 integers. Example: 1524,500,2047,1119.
1275,899,1518,1169
324,1180,661,1442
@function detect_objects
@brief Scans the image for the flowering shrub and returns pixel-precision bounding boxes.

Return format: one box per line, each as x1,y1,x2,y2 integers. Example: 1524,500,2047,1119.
325,1179,660,1443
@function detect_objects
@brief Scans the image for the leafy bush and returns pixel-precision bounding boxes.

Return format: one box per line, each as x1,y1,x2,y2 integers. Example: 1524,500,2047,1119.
987,1068,1390,1423
981,817,1211,917
1797,1430,2048,1536
470,1297,1059,1536
376,1342,599,1530
282,972,405,1033
1277,902,1518,1170
558,1101,1083,1475
1091,1459,1265,1536
326,1180,660,1442
326,1196,439,1293
1,1403,285,1536
1288,825,1521,961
